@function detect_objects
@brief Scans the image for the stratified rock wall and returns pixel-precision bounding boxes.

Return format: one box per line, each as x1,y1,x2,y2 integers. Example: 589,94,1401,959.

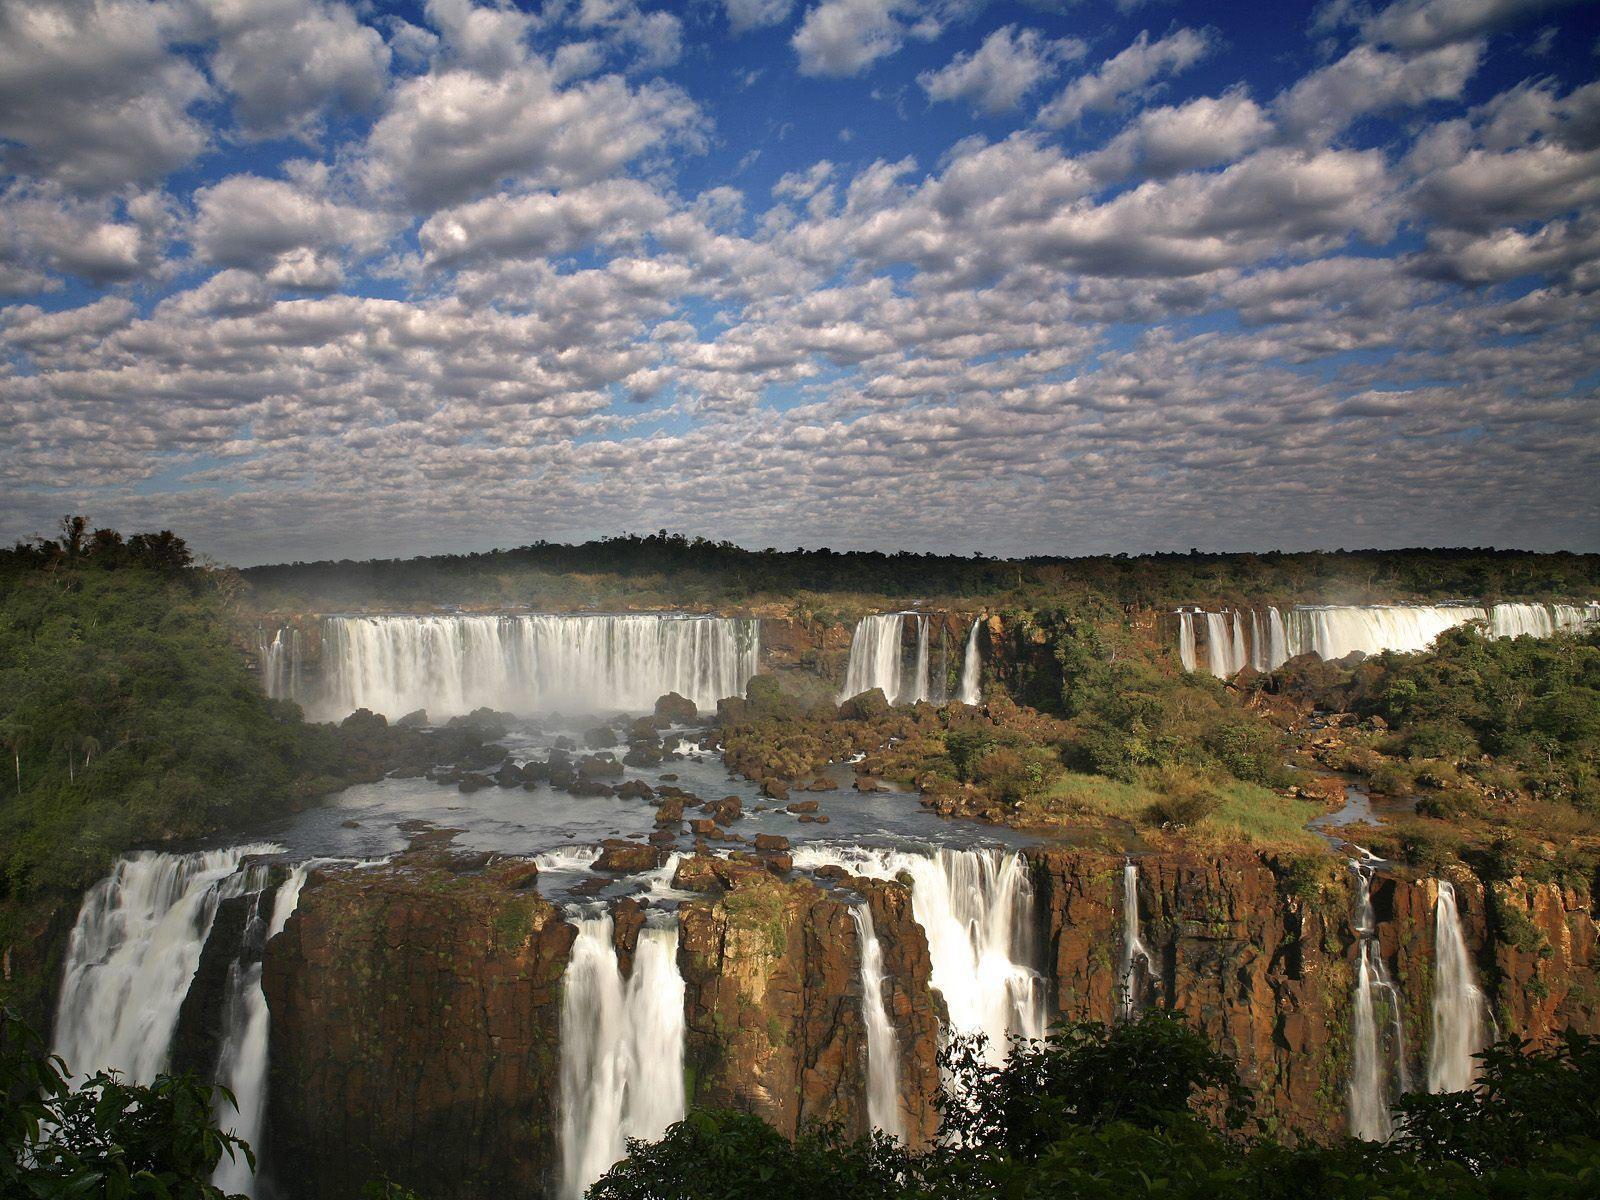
262,854,572,1200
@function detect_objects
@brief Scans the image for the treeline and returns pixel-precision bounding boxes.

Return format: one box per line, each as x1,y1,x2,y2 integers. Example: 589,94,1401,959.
240,531,1600,612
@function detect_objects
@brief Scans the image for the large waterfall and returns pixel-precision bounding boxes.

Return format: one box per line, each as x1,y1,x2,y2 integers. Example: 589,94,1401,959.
1118,861,1152,1019
839,614,938,704
792,846,1045,1063
1427,880,1490,1094
268,613,760,720
558,913,687,1200
1177,601,1598,678
1347,862,1410,1140
956,618,982,706
851,905,904,1139
53,845,282,1084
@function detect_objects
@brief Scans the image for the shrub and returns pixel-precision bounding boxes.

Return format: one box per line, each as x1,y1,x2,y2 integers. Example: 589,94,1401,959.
1144,766,1222,829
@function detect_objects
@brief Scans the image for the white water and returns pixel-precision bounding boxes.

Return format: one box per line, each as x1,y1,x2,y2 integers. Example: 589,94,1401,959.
840,614,910,702
260,626,304,705
791,846,1045,1064
211,865,310,1197
275,613,759,720
559,914,687,1200
1118,861,1152,1019
956,618,983,705
1178,602,1598,678
53,845,282,1084
908,616,931,704
1347,862,1411,1140
851,905,903,1138
1427,880,1490,1094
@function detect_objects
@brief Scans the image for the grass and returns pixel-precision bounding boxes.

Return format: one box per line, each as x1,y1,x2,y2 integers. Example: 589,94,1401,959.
1030,771,1328,852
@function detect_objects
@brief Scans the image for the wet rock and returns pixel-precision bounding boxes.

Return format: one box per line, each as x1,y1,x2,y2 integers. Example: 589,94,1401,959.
703,795,742,823
567,778,614,798
654,692,699,724
578,754,623,779
762,780,790,802
623,744,664,768
689,818,720,836
754,833,790,853
786,800,819,814
396,709,430,728
594,840,666,873
494,761,524,787
837,689,888,720
457,773,493,794
616,779,655,801
655,798,686,824
584,725,617,750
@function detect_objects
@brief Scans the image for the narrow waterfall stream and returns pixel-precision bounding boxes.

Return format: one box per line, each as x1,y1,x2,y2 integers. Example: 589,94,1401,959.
1427,880,1490,1093
840,614,910,702
956,618,982,705
1118,861,1152,1019
1347,862,1411,1140
52,845,282,1083
558,913,687,1200
851,905,904,1138
792,846,1045,1063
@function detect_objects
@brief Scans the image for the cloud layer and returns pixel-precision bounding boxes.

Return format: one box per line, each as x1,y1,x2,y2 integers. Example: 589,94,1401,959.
1,0,1596,564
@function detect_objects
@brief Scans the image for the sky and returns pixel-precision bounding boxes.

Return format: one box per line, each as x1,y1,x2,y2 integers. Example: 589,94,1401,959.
1,0,1597,566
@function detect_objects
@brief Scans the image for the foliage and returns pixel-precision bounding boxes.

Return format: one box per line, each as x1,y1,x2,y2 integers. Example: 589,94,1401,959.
590,1018,1600,1200
1144,765,1224,828
1,1007,249,1200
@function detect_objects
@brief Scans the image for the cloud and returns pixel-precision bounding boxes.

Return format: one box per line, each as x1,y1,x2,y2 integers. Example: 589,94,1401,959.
190,171,392,275
1277,41,1482,143
1361,0,1581,50
919,25,1085,114
792,0,950,77
0,183,172,285
417,180,672,267
0,0,210,191
1086,89,1272,179
725,0,796,33
205,0,392,139
1036,28,1213,128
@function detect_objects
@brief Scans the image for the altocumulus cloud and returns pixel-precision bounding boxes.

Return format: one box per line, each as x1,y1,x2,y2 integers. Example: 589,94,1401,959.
0,0,1597,564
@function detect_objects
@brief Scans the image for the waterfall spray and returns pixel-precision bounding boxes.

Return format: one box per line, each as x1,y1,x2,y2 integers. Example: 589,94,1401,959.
956,618,983,705
851,905,903,1138
1118,861,1152,1019
1347,862,1410,1140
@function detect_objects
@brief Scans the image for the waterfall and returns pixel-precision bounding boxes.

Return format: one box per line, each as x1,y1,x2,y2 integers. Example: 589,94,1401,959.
791,846,1044,1064
211,864,310,1197
933,627,949,705
908,616,931,704
840,614,908,703
558,914,686,1200
1347,862,1410,1140
851,905,903,1139
1176,602,1597,678
1427,880,1490,1094
956,618,982,705
1175,611,1197,672
280,614,760,720
1118,861,1152,1019
260,626,303,704
53,845,282,1084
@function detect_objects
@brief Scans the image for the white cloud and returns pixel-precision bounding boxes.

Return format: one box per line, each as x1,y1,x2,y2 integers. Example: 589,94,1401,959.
793,0,945,77
418,180,672,266
1277,41,1482,143
1362,0,1580,51
0,184,171,284
190,172,391,273
1036,28,1213,128
725,0,795,33
1086,89,1272,179
0,0,210,191
919,25,1085,114
204,0,392,139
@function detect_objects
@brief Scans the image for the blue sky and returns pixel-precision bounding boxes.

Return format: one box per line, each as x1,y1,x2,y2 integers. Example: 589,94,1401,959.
1,0,1597,564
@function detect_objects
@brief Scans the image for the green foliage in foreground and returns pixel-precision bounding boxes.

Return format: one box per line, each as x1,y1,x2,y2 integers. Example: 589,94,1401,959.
1,1008,251,1200
589,1014,1600,1200
0,525,347,895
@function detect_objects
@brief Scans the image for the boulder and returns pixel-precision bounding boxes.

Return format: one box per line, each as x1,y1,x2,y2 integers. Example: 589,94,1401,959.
396,709,430,728
654,692,699,724
616,779,655,801
786,800,819,814
583,725,617,750
594,841,666,873
754,833,790,853
837,689,889,720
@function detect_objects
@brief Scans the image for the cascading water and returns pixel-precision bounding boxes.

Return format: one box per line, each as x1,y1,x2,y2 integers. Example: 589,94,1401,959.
1427,880,1490,1094
1347,862,1410,1141
279,613,759,720
1118,861,1152,1019
260,626,303,704
840,614,909,703
956,618,983,705
53,845,283,1084
1177,602,1598,678
558,913,687,1200
791,846,1045,1063
211,864,311,1197
851,905,903,1139
908,616,931,704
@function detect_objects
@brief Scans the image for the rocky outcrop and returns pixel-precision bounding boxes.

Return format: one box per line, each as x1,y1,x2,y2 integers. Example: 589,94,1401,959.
673,859,942,1143
262,853,572,1200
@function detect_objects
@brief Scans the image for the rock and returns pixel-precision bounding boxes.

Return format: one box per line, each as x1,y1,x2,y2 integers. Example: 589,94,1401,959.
628,717,660,742
567,778,614,798
648,829,676,846
766,853,793,874
655,798,686,823
457,773,493,794
786,800,819,814
762,780,790,802
754,833,790,853
623,744,664,768
396,709,430,728
594,841,666,873
703,795,742,823
340,819,361,828
689,818,720,836
584,724,617,750
341,707,388,733
654,692,699,724
578,754,623,779
837,688,888,720
495,761,525,787
616,779,655,801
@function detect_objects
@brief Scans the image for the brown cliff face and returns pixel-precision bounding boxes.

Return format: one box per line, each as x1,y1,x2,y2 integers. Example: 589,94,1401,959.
1028,848,1600,1138
670,857,941,1143
262,853,573,1200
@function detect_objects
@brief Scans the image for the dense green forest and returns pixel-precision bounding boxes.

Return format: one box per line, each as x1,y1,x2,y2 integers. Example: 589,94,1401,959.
242,532,1600,612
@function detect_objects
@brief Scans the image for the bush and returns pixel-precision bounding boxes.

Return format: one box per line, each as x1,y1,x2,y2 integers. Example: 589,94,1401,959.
1144,766,1223,829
